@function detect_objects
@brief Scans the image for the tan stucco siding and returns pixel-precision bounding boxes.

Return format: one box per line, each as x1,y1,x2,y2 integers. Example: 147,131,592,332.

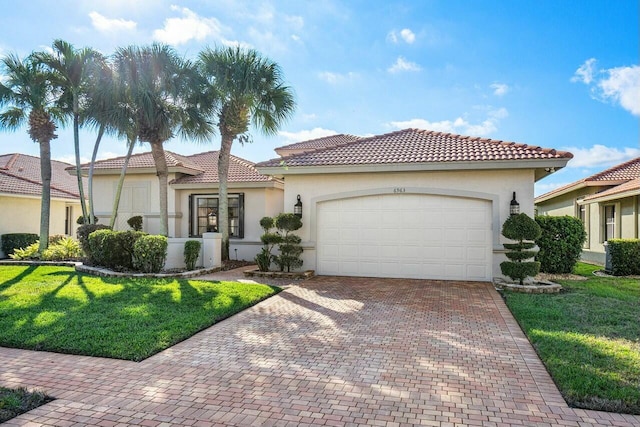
283,168,535,278
0,194,80,257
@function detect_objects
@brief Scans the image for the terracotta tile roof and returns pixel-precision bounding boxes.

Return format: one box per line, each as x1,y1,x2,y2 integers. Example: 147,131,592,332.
258,128,573,168
275,134,362,156
536,156,640,201
582,178,640,202
171,151,274,184
79,150,203,173
0,153,82,199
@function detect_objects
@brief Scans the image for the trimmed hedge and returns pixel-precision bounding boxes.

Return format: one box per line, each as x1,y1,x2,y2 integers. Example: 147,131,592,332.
87,229,146,269
1,233,39,257
535,216,586,273
77,224,111,258
133,235,168,273
184,240,201,270
607,239,640,276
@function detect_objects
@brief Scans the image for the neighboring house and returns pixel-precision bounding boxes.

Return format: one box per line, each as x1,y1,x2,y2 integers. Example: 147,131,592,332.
257,128,572,281
82,150,284,261
535,157,640,265
275,134,361,157
0,153,82,258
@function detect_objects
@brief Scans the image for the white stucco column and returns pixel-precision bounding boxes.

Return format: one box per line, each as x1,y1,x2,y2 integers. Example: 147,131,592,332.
202,232,222,268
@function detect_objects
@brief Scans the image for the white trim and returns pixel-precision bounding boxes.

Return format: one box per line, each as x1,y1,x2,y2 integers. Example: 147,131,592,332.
170,181,283,190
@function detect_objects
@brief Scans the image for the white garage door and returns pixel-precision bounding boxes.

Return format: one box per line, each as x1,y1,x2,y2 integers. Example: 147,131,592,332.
316,194,492,281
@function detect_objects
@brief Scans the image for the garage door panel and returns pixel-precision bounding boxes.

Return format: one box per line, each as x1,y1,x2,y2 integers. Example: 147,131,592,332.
317,194,492,281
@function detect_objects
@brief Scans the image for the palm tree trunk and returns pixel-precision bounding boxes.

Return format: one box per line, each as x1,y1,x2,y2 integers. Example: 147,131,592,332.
109,136,135,229
73,102,88,222
88,124,105,224
150,141,169,236
218,131,234,261
38,140,52,253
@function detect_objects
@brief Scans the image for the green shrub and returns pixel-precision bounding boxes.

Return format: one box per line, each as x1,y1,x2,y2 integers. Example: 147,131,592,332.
87,229,145,269
535,216,586,273
500,213,542,285
9,242,40,260
77,224,111,258
42,237,82,261
76,215,99,225
1,233,39,257
607,239,640,276
184,240,201,270
255,216,281,272
127,215,143,231
133,235,168,273
273,213,303,272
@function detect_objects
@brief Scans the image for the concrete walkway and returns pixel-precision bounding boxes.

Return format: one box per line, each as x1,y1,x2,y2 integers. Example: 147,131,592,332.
2,273,639,426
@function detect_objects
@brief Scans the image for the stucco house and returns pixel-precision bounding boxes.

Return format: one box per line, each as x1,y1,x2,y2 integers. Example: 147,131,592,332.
535,157,640,264
83,150,283,261
257,128,572,281
0,153,82,258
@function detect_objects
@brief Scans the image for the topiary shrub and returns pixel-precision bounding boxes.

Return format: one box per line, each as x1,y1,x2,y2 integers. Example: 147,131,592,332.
607,239,640,276
535,216,586,273
77,224,111,258
255,216,282,272
133,235,168,273
127,215,143,231
76,215,99,225
184,240,201,270
1,233,39,257
500,213,542,285
273,213,303,272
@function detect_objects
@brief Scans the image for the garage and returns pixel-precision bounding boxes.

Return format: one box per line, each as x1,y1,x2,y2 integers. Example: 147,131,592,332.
316,193,493,281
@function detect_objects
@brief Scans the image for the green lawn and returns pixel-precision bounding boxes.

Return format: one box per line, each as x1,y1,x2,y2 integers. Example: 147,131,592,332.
504,262,640,414
0,265,279,361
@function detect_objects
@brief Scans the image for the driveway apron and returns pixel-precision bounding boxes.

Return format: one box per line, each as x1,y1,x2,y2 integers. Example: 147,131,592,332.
1,276,639,426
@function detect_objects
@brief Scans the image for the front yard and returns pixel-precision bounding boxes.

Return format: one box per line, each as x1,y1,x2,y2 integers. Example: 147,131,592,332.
0,265,279,361
504,262,640,414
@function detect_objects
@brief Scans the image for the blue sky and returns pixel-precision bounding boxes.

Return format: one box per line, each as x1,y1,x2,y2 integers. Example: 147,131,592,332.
0,0,638,195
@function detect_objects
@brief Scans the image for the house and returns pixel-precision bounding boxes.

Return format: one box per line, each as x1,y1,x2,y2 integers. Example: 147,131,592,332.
535,157,640,265
0,153,82,258
256,128,572,281
83,150,283,262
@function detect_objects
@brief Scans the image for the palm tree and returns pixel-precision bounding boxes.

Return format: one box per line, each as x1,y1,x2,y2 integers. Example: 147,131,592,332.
198,46,296,259
0,53,62,252
112,44,213,236
34,40,103,224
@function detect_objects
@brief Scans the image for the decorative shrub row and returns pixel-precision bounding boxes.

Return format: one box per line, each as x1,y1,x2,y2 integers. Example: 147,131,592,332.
87,229,146,269
77,224,111,258
1,233,39,257
607,239,640,276
10,237,82,261
535,216,586,274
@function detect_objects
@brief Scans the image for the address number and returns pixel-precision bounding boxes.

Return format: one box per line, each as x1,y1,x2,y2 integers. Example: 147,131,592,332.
393,187,406,193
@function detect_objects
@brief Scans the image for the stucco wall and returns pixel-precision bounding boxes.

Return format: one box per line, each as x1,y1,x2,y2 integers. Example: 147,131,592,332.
0,194,80,257
282,168,535,278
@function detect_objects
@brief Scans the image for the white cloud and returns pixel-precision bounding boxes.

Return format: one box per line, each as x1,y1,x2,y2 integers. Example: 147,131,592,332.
279,128,339,142
572,58,640,116
571,58,597,84
89,11,136,33
153,6,227,45
389,107,508,136
317,71,358,84
562,144,640,168
490,83,509,96
598,65,640,116
388,56,421,73
387,28,415,44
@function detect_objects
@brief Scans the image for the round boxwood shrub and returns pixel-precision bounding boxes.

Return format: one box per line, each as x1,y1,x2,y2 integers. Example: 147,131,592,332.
500,213,542,285
76,224,111,258
535,216,586,274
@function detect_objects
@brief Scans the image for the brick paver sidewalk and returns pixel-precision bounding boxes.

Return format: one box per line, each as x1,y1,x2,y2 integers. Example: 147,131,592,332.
2,277,639,426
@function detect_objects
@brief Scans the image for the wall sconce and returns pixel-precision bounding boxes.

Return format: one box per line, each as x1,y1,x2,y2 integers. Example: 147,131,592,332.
510,192,520,216
294,194,302,218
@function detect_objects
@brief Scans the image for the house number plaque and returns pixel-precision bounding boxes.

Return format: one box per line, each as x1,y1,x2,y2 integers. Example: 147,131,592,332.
393,187,406,193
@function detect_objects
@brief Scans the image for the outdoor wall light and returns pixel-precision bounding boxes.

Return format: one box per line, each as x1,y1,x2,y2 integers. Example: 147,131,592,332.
294,194,303,218
510,192,520,216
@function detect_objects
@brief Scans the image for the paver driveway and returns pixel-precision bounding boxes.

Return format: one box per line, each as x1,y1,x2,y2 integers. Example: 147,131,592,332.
2,276,639,426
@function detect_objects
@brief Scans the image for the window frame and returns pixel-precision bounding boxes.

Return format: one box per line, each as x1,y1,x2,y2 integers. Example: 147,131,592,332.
576,201,589,248
603,204,616,242
189,193,245,238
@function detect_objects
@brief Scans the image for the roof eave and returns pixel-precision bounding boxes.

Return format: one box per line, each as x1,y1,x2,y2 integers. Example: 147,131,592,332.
258,158,571,178
579,189,640,204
